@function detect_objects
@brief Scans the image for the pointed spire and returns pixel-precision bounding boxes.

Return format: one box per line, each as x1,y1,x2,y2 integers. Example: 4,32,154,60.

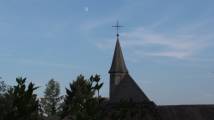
109,36,128,73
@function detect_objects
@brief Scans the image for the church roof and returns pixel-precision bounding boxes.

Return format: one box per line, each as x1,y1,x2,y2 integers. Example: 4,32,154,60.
109,36,128,73
111,74,150,103
158,105,214,120
109,34,150,103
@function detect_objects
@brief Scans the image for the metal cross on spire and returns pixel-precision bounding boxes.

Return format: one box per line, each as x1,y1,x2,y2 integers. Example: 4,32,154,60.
112,21,123,37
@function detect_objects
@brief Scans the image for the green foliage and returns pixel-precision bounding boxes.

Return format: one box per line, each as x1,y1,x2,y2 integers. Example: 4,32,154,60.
0,80,12,120
41,79,62,117
0,77,40,120
62,74,104,120
0,75,161,120
90,74,103,98
0,80,7,95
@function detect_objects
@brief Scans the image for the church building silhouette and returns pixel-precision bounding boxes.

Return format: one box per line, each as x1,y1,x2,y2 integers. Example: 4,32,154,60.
107,26,214,120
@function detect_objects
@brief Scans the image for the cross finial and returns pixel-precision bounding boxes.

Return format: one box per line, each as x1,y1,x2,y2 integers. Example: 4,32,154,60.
112,21,123,37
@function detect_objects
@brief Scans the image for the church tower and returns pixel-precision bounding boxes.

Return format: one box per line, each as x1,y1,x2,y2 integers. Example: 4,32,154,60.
109,34,128,101
109,33,150,103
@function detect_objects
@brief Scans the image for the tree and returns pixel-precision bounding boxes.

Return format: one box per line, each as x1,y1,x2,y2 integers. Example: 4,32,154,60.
62,74,104,120
1,77,40,120
41,79,61,117
90,74,103,99
0,80,11,120
0,80,7,95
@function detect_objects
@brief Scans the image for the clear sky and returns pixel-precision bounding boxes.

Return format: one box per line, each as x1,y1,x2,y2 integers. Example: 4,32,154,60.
0,0,214,105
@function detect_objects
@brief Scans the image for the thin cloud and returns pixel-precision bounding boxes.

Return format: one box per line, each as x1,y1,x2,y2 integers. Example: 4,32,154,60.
95,39,114,49
96,25,213,60
122,28,206,59
1,57,72,69
17,58,72,69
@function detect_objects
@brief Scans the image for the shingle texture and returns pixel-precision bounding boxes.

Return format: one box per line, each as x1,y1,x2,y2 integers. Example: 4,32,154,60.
109,38,128,73
110,74,150,103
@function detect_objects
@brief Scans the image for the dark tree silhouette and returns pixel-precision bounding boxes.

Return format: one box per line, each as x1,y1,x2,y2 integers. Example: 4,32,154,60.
0,80,7,94
0,77,40,120
62,74,104,120
0,80,11,120
41,79,62,117
90,74,103,99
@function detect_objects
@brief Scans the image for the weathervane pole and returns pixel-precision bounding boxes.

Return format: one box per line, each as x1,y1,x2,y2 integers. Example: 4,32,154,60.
112,21,123,37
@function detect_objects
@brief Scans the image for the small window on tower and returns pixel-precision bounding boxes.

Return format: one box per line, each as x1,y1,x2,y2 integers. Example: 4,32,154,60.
114,76,121,85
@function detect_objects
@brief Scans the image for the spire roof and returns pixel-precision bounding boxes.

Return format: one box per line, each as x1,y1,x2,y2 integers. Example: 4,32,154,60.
109,36,128,73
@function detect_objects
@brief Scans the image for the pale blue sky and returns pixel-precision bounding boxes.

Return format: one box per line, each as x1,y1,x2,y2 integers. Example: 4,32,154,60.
0,0,214,105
